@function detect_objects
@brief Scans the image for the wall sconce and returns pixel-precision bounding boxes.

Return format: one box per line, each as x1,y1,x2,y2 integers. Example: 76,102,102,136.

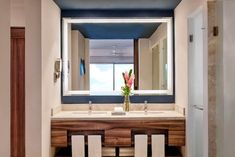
54,58,62,82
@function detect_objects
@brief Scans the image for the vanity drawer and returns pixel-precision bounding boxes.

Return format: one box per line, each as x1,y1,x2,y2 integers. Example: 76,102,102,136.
51,130,68,147
105,129,131,146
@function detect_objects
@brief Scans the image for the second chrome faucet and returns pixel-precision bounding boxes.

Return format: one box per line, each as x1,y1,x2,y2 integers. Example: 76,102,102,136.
88,101,92,114
144,100,148,114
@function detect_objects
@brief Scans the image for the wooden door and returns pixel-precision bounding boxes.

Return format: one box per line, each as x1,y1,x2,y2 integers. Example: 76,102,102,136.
11,27,25,157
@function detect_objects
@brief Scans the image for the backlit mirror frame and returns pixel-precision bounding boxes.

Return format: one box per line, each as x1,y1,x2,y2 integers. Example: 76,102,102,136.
61,15,175,104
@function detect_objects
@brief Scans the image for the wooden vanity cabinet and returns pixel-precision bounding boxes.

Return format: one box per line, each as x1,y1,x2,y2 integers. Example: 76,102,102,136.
51,119,185,147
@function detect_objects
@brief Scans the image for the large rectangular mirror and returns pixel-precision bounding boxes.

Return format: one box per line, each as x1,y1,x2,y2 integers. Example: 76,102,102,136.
62,17,174,103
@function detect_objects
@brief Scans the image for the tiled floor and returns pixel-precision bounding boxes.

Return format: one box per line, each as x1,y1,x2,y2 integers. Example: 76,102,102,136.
55,146,182,157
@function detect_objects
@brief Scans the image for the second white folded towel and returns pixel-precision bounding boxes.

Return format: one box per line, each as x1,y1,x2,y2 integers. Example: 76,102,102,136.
88,135,102,157
152,135,165,157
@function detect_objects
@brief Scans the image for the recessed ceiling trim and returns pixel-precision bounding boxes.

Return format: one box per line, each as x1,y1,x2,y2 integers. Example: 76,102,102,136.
64,18,171,23
66,18,170,39
61,9,174,18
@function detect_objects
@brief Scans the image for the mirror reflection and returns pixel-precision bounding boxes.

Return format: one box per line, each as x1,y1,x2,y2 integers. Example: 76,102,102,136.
63,18,173,95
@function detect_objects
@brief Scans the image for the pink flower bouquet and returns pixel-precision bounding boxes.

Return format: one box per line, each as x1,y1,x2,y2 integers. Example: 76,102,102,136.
121,69,135,96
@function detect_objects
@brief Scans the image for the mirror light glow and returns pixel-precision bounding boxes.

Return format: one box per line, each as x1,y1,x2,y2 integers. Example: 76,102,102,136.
62,18,173,96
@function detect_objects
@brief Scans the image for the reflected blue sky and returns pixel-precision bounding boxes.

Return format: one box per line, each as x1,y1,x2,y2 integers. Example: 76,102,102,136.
90,64,133,91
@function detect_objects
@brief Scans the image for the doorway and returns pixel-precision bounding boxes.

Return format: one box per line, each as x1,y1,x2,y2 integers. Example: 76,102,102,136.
188,7,208,157
11,27,25,157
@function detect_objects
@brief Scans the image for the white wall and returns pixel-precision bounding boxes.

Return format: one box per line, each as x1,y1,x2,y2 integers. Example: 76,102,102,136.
150,23,167,47
42,0,61,156
0,0,10,156
24,0,61,156
150,23,168,90
139,39,152,89
71,31,79,89
217,1,235,157
77,31,86,90
25,0,42,156
71,30,86,90
84,39,90,90
138,24,168,90
11,0,25,26
67,23,72,91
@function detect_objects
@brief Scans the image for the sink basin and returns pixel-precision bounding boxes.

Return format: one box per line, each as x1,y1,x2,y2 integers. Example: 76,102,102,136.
128,111,164,115
72,111,108,115
69,111,166,117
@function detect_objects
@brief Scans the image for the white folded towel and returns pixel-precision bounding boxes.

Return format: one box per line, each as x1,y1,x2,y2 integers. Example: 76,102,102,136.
88,135,102,157
152,135,165,157
134,135,148,157
72,135,85,157
102,147,116,157
120,147,134,156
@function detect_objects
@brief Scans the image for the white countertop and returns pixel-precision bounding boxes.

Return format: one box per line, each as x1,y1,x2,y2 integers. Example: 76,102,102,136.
51,110,185,120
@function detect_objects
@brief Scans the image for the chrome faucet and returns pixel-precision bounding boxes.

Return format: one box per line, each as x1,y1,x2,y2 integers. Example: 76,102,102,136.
88,101,92,114
144,100,148,114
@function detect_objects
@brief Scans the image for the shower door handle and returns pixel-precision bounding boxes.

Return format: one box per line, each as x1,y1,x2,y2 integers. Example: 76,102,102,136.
192,105,204,111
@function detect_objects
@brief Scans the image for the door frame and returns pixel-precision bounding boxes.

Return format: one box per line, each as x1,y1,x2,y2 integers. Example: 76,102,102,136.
187,6,208,157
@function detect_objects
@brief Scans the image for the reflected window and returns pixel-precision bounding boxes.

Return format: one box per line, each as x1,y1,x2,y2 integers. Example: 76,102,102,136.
89,39,134,91
90,64,134,91
90,64,113,91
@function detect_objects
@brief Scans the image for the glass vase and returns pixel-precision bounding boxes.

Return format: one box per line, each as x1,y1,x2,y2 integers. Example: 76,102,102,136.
123,95,130,112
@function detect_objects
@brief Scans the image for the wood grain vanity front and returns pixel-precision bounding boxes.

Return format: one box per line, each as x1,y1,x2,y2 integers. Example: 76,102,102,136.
51,119,185,147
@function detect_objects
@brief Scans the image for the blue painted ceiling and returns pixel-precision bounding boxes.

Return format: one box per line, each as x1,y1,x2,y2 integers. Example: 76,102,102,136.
55,0,181,39
54,0,181,10
71,23,161,39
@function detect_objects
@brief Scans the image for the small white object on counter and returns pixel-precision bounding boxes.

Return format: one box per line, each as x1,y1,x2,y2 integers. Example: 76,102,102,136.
114,107,124,112
112,107,126,115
